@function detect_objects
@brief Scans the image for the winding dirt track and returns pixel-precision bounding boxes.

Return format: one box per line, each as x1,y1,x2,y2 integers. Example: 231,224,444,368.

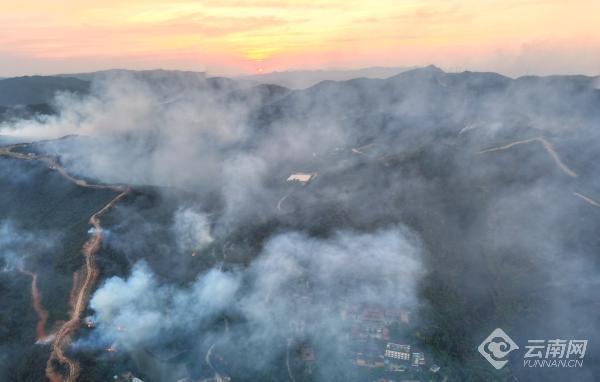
19,270,50,342
0,143,130,382
478,136,578,178
205,343,219,380
479,136,600,208
573,192,600,208
277,191,292,212
286,337,296,382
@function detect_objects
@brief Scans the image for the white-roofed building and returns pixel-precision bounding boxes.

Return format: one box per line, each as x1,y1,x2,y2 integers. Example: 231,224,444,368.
286,172,315,184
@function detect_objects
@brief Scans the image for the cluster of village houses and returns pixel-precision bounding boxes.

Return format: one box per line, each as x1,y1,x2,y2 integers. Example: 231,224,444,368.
346,306,440,378
298,305,442,382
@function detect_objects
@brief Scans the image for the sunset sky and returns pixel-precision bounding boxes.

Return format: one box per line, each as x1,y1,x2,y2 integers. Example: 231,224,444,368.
1,0,599,77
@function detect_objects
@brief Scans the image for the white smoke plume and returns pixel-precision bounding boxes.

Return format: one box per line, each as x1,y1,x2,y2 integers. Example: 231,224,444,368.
172,208,214,254
88,226,424,378
90,262,240,350
0,220,56,272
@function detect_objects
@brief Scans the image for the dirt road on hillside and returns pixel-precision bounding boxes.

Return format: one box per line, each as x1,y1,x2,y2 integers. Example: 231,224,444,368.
1,143,130,382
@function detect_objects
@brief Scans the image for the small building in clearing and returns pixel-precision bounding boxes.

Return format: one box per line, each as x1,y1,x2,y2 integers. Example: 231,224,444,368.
286,172,315,184
411,352,426,367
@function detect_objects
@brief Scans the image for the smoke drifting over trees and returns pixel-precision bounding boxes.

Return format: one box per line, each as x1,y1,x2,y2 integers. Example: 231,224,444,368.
89,229,422,379
1,66,599,380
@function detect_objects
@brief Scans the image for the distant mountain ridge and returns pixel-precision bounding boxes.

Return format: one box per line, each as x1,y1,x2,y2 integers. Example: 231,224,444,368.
0,66,598,109
56,68,207,82
0,76,89,106
240,66,417,89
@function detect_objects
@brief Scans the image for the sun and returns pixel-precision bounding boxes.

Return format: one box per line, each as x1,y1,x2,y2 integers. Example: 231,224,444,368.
257,67,265,74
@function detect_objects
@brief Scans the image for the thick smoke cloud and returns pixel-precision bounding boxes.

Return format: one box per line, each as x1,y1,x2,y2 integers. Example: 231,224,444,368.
90,262,240,349
0,72,349,231
172,208,214,253
88,227,423,379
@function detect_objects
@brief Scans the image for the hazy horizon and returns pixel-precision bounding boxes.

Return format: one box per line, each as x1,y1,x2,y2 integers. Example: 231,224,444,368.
2,64,599,82
2,1,600,78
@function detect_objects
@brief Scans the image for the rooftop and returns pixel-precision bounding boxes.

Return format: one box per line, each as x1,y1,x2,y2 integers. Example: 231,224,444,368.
287,173,314,183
